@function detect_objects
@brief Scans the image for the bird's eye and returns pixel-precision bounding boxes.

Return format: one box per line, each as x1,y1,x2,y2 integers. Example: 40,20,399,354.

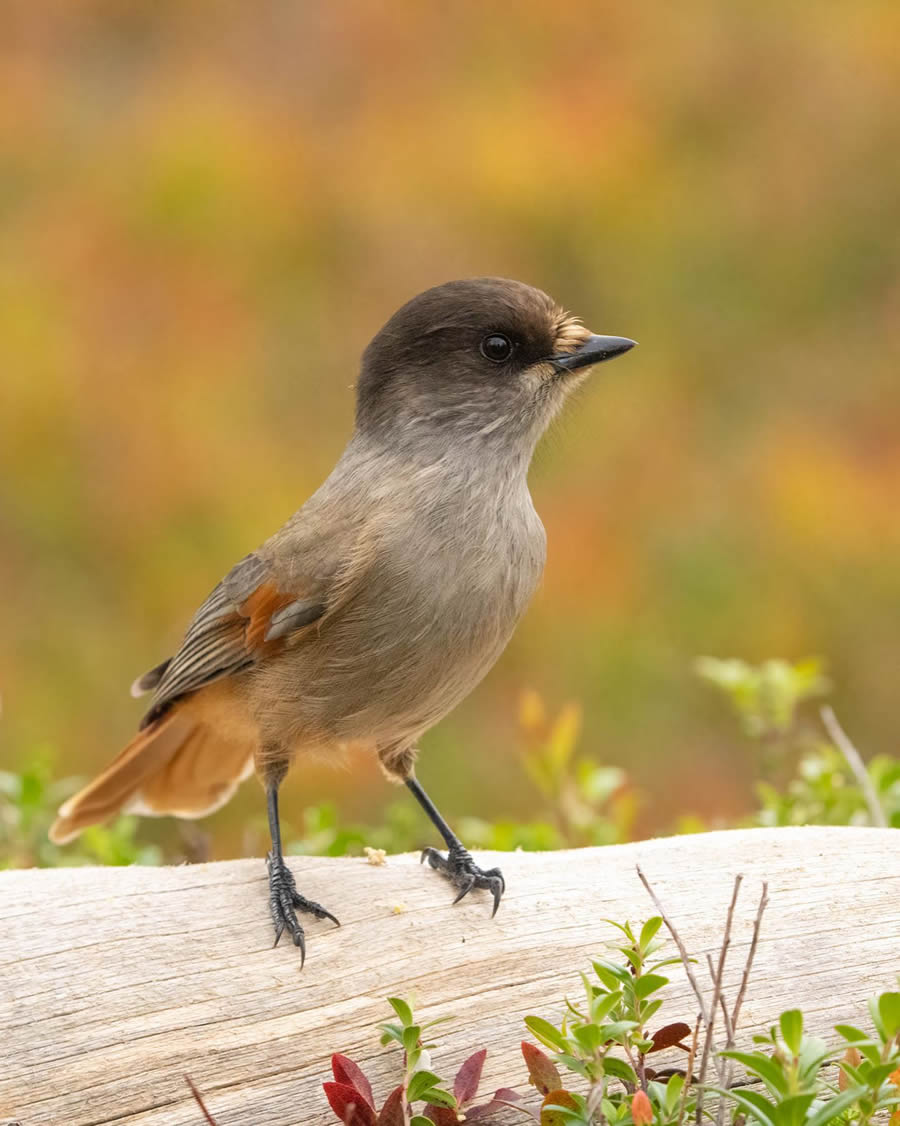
480,333,514,363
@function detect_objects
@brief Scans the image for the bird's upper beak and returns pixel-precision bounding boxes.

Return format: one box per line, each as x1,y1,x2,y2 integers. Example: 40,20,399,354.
549,334,637,374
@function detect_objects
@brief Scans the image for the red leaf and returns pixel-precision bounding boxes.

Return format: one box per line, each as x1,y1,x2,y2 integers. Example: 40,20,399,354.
648,1023,692,1053
522,1041,562,1096
467,1089,536,1122
377,1086,407,1126
424,1106,459,1125
454,1048,487,1105
332,1055,375,1109
323,1082,378,1126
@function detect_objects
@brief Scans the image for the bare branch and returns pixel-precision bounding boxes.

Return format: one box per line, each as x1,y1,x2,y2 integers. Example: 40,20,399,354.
677,1014,702,1126
695,875,741,1123
707,954,736,1048
184,1075,219,1126
729,882,768,1037
820,705,886,828
635,865,712,1029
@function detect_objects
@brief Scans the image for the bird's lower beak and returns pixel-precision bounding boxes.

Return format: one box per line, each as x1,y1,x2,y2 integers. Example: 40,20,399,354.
549,334,637,374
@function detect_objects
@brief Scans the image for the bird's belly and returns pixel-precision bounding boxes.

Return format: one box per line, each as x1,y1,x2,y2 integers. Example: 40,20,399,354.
257,545,542,751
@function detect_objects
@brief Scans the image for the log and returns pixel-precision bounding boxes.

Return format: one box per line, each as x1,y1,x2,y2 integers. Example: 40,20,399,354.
1,826,897,1125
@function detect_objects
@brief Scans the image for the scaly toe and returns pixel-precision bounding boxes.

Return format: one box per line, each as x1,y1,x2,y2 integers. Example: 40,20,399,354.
421,846,505,916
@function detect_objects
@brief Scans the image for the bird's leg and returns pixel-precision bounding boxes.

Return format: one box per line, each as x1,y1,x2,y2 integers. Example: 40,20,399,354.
405,776,505,916
265,782,339,964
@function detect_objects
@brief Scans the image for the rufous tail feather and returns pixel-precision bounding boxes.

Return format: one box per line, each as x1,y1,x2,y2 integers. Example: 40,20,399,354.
50,707,253,843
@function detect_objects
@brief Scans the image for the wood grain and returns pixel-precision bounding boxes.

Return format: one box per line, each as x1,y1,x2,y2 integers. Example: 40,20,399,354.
1,827,897,1125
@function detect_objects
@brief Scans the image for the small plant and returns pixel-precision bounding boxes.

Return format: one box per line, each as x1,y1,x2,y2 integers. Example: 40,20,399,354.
834,993,900,1126
696,656,898,829
520,915,693,1125
322,997,518,1124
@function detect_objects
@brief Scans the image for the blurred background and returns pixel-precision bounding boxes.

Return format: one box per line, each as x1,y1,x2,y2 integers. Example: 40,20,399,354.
1,1,899,862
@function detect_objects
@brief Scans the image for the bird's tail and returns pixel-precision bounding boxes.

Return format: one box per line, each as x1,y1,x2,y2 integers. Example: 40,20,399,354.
49,705,254,844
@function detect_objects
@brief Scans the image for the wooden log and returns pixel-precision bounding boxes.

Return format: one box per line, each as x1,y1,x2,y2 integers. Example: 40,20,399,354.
1,826,897,1125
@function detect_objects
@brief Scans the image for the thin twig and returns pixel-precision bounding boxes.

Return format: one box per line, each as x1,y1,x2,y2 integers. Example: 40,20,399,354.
184,1075,219,1126
696,875,741,1124
635,866,711,1028
678,1014,702,1126
729,882,768,1037
719,883,769,1114
820,705,887,828
707,954,735,1046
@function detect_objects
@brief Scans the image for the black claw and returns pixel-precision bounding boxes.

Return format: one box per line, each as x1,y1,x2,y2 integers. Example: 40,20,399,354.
266,853,339,965
421,845,505,916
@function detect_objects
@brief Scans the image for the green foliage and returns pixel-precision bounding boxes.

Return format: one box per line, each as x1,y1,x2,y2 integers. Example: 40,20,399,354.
696,656,898,829
0,753,161,869
695,657,830,738
188,911,900,1125
4,658,896,870
317,915,900,1126
756,748,900,829
717,998,900,1126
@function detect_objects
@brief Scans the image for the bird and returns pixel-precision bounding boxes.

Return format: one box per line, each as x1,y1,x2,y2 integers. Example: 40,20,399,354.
50,277,635,962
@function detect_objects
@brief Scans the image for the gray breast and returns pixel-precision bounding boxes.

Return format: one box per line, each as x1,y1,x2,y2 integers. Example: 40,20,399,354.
320,469,546,745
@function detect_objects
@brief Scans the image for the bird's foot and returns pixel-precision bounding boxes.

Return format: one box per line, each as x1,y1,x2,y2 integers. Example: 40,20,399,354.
266,852,340,965
421,844,505,917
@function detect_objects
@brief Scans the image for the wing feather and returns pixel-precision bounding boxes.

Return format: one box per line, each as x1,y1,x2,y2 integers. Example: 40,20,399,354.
137,552,325,727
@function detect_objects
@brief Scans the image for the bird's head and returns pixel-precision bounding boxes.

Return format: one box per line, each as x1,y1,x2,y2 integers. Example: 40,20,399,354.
356,277,635,456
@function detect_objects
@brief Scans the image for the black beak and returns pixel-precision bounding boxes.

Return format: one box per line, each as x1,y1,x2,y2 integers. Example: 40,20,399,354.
549,334,637,374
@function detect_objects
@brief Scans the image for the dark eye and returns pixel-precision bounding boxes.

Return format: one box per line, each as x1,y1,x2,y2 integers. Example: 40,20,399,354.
480,333,514,363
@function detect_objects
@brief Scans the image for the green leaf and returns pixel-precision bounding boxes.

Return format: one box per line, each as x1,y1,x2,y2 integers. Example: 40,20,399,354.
869,996,887,1040
640,916,663,951
797,1036,829,1083
410,1118,434,1126
634,974,669,999
833,1024,870,1044
592,959,632,986
804,1087,869,1126
598,1020,639,1042
620,946,643,973
555,1053,592,1080
524,1016,568,1052
402,1025,421,1053
721,1087,780,1126
779,1010,803,1055
878,992,900,1039
573,1024,602,1053
771,1094,815,1126
379,1022,404,1046
420,1088,456,1109
603,918,636,941
388,997,414,1027
858,1061,900,1087
665,1074,684,1114
602,1056,637,1085
648,957,691,972
838,1061,864,1086
407,1070,442,1102
640,999,663,1026
590,991,624,1024
721,1051,789,1096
